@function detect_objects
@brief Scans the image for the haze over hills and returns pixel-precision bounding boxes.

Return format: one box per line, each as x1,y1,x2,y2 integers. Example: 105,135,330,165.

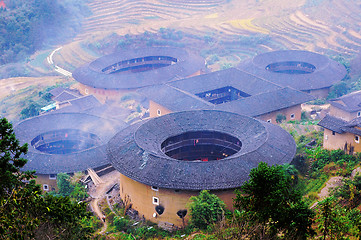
43,0,360,77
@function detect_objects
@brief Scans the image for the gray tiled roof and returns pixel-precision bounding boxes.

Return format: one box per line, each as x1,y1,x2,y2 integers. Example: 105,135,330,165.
215,87,315,117
318,114,361,135
55,95,102,113
329,91,361,113
72,47,205,90
168,67,281,95
238,50,346,91
53,91,80,102
318,115,348,133
49,87,66,97
107,110,296,190
137,69,315,117
15,113,127,174
137,84,212,112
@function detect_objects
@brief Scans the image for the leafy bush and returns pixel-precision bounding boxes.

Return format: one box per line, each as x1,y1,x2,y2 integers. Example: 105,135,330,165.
188,190,227,229
113,217,129,232
276,113,286,123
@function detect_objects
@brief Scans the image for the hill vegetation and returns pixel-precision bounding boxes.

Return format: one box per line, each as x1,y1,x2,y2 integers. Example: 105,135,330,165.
0,0,89,65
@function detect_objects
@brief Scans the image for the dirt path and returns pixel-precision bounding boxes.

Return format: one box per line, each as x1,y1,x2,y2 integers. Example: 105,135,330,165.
88,170,120,234
311,176,343,209
318,176,343,199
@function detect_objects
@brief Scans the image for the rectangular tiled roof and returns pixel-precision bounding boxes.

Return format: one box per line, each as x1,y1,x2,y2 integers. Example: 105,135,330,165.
216,87,315,117
138,68,315,118
168,67,281,95
329,90,361,113
318,115,348,133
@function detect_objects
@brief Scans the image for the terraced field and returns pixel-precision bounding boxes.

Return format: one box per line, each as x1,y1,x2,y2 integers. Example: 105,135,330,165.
64,0,360,68
77,0,228,38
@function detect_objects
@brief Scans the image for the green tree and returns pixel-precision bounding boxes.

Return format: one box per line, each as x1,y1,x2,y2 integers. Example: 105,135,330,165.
0,118,29,196
57,172,75,196
56,173,88,201
316,197,350,240
234,162,315,239
276,113,286,123
188,190,227,229
0,118,94,239
20,102,40,119
328,82,348,99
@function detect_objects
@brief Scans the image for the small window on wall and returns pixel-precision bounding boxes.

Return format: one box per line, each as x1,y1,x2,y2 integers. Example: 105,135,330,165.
152,197,159,205
358,111,361,117
290,113,295,119
332,131,336,136
49,174,56,180
43,184,49,191
267,119,272,123
151,186,159,191
325,135,328,140
85,89,89,95
355,135,360,143
157,109,161,116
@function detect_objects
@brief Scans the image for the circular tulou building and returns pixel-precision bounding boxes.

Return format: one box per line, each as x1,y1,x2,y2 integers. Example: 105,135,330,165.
15,112,127,192
72,47,205,102
238,50,347,98
107,110,296,227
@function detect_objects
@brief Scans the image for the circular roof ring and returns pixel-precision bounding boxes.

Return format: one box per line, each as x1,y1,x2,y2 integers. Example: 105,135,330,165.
72,47,205,90
238,50,347,92
107,110,296,190
15,112,127,174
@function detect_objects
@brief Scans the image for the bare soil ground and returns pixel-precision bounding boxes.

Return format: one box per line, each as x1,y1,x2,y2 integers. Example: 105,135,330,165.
318,176,344,200
0,76,65,100
88,171,120,234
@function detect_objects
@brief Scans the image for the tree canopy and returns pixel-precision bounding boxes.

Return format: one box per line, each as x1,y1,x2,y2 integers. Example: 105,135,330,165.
234,162,315,239
0,117,94,239
0,0,89,65
188,190,227,229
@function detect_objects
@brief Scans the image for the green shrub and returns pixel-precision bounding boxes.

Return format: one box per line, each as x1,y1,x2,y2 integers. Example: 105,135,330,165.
188,190,227,229
114,217,129,232
276,114,286,123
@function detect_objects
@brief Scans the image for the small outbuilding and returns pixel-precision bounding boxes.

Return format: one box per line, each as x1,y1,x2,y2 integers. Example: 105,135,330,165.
107,110,296,227
318,91,361,154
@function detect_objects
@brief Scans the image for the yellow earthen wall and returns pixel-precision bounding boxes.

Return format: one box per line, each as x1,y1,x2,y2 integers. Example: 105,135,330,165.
186,70,204,78
35,174,58,192
306,88,330,99
323,129,361,153
256,105,302,124
119,174,235,227
149,100,173,118
76,83,132,103
329,105,357,121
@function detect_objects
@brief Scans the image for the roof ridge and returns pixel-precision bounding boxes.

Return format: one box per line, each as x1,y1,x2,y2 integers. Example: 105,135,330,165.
165,83,214,107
